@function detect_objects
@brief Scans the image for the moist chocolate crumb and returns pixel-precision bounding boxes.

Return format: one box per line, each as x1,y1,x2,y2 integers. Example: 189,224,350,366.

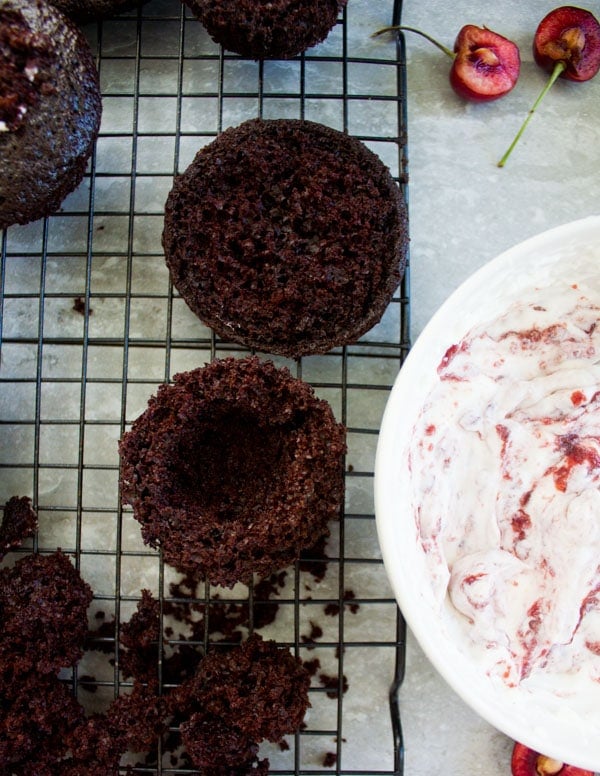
73,296,92,315
172,634,311,773
324,590,360,617
301,621,324,646
302,657,321,677
343,589,360,614
319,672,349,699
0,549,93,677
77,674,98,692
323,751,337,767
0,495,37,559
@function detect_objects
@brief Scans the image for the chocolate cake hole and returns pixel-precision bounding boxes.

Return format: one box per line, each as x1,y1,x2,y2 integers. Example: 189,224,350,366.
176,408,286,514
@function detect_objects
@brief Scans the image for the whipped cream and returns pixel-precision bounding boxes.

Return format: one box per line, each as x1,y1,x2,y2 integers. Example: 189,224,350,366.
409,280,600,697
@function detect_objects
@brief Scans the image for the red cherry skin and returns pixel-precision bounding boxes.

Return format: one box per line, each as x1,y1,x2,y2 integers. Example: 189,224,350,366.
449,24,521,102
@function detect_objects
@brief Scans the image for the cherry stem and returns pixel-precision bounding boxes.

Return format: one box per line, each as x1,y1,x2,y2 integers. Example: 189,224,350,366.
372,25,456,59
497,59,567,167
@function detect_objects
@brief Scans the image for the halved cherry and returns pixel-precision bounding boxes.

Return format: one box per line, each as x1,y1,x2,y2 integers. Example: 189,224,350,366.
372,24,520,102
533,5,600,82
510,741,594,776
450,24,521,102
498,5,600,166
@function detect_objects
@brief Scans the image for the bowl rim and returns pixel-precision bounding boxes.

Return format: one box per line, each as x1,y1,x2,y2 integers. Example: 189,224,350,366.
375,214,600,771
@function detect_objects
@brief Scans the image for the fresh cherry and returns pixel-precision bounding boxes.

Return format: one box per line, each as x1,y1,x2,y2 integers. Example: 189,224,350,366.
372,24,520,103
450,25,521,101
498,5,600,166
510,741,594,776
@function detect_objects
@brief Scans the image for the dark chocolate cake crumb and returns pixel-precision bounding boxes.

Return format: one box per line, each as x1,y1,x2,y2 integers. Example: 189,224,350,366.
183,0,346,59
299,534,330,583
301,621,324,645
0,671,85,772
162,118,408,358
73,295,92,315
324,590,359,617
0,549,93,677
323,751,337,767
169,634,310,772
0,495,37,559
172,633,311,743
343,589,360,614
180,713,261,770
119,356,346,587
319,672,349,699
120,588,162,685
77,674,98,692
0,0,102,230
302,657,321,677
85,616,117,655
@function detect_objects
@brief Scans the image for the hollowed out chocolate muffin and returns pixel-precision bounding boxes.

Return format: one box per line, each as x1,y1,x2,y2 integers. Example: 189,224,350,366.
119,356,346,587
163,118,408,358
0,0,102,230
185,0,346,59
49,0,150,22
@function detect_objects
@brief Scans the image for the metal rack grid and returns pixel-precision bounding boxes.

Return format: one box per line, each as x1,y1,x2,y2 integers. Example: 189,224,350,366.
0,0,409,773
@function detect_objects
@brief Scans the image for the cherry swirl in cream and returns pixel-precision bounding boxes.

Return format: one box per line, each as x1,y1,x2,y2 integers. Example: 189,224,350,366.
409,281,600,696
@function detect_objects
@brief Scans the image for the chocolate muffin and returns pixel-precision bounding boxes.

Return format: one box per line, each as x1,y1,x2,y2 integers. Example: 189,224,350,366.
163,118,408,358
185,0,346,59
0,0,102,230
49,0,150,23
119,356,346,587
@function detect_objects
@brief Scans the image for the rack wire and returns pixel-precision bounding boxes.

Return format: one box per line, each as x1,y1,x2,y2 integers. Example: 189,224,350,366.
0,0,409,772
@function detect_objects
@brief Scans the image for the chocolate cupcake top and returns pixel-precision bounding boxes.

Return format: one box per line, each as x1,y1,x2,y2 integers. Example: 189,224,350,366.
163,118,408,359
0,0,102,229
185,0,346,59
119,356,346,587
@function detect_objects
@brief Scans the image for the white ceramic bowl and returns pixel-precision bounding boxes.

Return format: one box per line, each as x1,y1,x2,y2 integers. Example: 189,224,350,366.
375,215,600,771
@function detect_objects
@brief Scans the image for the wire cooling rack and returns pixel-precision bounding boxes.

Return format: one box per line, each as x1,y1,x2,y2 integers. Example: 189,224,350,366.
0,0,409,773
